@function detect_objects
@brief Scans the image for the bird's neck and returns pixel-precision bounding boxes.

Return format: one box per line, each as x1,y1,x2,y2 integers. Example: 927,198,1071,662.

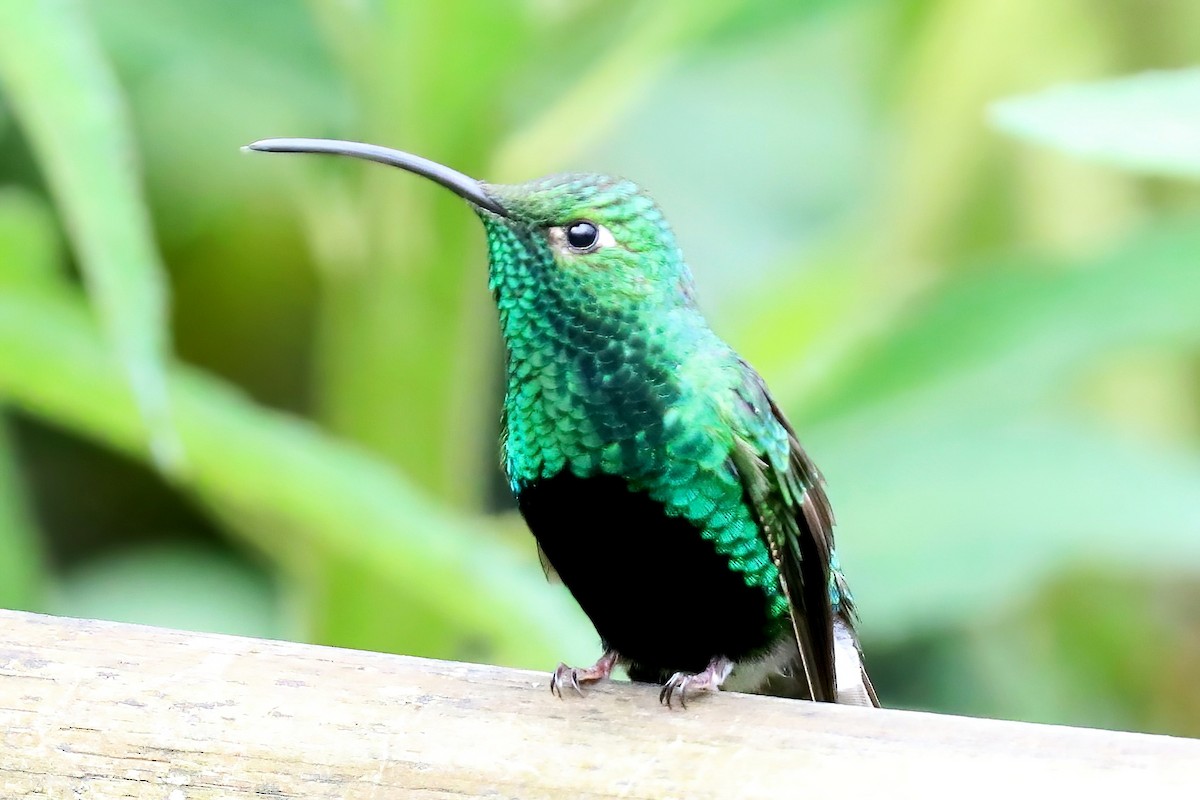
496,298,678,488
494,287,723,493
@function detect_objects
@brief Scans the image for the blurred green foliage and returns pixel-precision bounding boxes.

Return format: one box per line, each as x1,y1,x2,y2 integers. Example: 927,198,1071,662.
0,0,1197,736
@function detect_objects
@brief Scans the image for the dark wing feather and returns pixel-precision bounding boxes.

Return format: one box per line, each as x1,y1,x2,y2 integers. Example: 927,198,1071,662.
727,360,837,703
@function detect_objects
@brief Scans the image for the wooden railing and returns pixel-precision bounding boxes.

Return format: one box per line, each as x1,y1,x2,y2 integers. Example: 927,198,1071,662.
0,609,1195,798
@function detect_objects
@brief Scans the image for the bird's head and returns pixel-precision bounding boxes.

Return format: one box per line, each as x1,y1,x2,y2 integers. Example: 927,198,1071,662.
245,138,697,315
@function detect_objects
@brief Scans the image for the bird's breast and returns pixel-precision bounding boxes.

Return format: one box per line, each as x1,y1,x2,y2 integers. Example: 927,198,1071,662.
516,470,784,675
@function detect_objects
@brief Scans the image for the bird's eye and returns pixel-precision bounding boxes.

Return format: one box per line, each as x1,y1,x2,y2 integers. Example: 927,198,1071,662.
566,220,600,252
548,219,615,256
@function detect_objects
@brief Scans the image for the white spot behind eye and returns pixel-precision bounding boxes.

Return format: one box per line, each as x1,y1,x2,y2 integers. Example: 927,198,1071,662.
595,224,616,249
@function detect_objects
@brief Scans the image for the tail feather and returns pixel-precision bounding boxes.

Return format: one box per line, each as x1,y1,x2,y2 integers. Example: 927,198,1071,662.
735,620,880,707
833,613,879,707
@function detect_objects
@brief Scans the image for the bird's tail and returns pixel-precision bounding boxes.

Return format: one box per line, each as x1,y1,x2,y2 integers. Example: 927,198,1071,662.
833,612,879,707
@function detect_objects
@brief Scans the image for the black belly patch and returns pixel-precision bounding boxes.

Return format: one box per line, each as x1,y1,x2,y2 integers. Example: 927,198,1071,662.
516,471,777,678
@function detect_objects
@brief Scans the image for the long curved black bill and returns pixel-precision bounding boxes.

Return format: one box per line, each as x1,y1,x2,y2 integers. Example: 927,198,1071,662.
244,137,507,217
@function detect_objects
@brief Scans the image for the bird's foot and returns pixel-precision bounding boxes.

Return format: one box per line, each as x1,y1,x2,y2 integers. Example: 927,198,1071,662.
659,656,734,709
550,649,619,698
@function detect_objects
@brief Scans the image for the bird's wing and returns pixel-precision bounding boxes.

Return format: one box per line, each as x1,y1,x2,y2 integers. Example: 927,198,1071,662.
725,359,838,703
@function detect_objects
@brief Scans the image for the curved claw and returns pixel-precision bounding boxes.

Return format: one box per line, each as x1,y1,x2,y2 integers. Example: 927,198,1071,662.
659,672,689,708
548,650,619,699
550,663,585,698
658,657,734,710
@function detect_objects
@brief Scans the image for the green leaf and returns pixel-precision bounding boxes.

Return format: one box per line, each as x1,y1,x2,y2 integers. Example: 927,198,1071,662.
0,187,65,292
990,69,1200,179
0,190,54,612
700,0,879,49
817,409,1200,641
798,222,1200,423
0,416,44,612
0,0,181,473
0,287,595,668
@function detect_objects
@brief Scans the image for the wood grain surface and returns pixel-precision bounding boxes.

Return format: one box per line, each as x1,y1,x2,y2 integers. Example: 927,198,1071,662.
0,609,1196,798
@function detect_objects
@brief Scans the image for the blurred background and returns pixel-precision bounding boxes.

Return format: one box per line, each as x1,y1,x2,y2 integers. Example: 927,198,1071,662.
0,0,1198,736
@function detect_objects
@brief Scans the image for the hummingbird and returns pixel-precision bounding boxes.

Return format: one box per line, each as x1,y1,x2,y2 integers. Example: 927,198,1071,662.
247,137,878,708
